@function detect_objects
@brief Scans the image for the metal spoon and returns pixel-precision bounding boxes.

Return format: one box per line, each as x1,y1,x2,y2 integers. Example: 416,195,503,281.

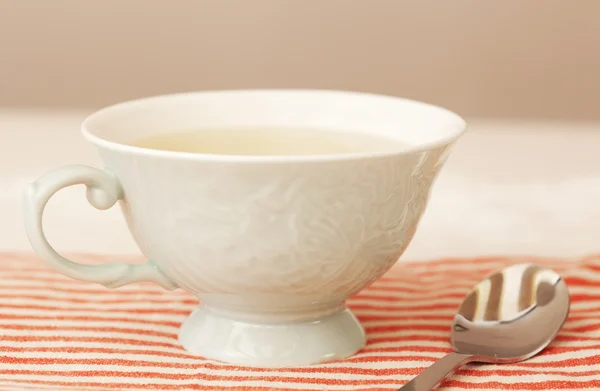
398,263,570,391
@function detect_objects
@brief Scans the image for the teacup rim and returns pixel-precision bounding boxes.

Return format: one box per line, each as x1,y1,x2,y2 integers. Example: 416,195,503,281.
81,89,467,163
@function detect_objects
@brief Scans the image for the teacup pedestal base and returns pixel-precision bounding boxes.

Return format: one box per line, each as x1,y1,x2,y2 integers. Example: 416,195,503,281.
179,305,366,367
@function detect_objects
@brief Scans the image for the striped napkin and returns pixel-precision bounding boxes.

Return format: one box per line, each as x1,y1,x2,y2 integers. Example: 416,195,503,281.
0,252,598,391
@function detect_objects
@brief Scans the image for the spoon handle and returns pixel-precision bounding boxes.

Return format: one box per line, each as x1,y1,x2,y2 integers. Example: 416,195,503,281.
397,352,471,391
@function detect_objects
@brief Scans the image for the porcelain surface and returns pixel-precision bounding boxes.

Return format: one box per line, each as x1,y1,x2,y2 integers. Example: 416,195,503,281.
23,90,466,366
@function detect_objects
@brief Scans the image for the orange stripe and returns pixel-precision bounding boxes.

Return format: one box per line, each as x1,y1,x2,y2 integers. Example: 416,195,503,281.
0,274,113,285
0,293,197,305
364,324,449,333
0,346,443,366
366,336,449,345
0,335,181,349
0,346,483,364
563,277,600,287
0,384,114,391
1,356,598,379
0,314,181,328
567,314,600,322
362,342,451,352
555,334,600,342
0,303,190,315
0,370,419,385
570,294,600,302
0,385,116,391
359,347,600,361
357,314,453,322
0,356,428,372
353,292,467,301
349,303,458,312
0,324,178,339
2,370,600,388
0,379,319,391
583,263,600,272
567,307,600,314
348,348,600,361
563,323,600,333
517,355,600,368
0,346,197,360
537,345,600,355
0,283,177,296
443,379,600,390
366,283,477,293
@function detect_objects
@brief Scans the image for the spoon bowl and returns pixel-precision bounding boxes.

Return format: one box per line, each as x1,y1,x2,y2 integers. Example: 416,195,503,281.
399,263,570,390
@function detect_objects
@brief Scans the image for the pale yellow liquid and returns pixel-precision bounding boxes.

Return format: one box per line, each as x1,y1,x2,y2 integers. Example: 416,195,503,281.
131,128,408,156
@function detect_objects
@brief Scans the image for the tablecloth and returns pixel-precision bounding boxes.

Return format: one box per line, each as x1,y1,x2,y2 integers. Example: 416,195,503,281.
0,253,598,391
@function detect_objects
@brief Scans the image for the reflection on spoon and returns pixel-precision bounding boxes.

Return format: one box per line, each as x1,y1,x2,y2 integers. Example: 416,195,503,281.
398,263,570,391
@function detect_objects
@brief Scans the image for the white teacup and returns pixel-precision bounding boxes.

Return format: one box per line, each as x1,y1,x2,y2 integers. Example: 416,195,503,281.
23,90,466,367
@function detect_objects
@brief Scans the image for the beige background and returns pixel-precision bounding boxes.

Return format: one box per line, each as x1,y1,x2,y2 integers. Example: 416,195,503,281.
1,0,599,120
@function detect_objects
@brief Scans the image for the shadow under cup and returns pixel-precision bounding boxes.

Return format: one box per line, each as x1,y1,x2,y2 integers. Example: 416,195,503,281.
24,90,467,367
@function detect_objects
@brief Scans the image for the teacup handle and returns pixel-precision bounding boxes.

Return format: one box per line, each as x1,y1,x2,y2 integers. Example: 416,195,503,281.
23,165,178,290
